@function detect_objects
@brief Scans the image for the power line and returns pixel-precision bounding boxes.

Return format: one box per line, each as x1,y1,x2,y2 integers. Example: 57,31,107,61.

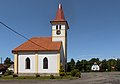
0,21,48,50
0,21,29,40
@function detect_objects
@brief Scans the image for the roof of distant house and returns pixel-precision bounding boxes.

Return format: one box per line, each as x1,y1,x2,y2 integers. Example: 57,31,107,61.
0,64,7,70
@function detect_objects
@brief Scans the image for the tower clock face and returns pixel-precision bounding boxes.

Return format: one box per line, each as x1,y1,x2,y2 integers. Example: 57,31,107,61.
56,30,61,35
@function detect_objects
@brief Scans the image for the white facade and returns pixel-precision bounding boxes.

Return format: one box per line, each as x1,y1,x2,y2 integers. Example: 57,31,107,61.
91,64,100,71
17,50,64,74
52,25,67,56
52,24,68,69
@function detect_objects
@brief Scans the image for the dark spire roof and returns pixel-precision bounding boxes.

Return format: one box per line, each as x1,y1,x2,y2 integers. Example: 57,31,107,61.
53,4,66,21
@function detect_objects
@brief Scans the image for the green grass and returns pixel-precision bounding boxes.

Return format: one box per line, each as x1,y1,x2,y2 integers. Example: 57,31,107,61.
0,75,78,80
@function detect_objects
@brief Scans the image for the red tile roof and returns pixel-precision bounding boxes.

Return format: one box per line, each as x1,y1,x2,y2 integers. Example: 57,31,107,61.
53,4,66,21
12,37,62,53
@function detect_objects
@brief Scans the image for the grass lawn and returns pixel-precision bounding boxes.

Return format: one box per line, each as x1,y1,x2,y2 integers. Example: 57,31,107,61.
0,75,78,80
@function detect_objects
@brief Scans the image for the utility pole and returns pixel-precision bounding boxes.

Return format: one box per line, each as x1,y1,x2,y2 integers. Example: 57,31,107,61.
0,57,2,64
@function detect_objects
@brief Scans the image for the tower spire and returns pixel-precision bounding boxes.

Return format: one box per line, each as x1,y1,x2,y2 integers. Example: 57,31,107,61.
59,4,61,8
50,3,69,29
53,3,66,21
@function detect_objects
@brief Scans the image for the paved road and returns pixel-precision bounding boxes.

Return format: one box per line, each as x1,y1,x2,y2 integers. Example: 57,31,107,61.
0,72,120,84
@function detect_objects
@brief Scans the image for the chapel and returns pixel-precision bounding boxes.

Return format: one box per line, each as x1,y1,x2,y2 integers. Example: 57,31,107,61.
12,4,69,76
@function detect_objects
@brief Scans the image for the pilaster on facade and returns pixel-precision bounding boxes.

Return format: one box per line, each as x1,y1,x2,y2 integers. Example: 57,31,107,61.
14,53,18,74
57,53,60,73
35,53,38,73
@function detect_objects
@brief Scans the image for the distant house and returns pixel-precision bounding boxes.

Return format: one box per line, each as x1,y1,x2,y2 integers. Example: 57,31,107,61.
91,62,100,71
0,64,8,74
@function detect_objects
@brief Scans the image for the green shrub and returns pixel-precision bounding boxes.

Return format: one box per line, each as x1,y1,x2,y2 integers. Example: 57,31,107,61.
35,74,40,77
59,64,65,77
4,73,8,76
75,72,81,78
71,69,78,77
13,74,18,77
4,70,13,76
59,72,65,76
59,68,64,72
71,69,81,77
66,72,71,75
7,70,13,75
50,74,55,79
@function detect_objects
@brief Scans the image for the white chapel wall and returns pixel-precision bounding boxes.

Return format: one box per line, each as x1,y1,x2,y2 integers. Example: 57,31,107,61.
18,51,59,74
18,52,36,73
38,51,58,73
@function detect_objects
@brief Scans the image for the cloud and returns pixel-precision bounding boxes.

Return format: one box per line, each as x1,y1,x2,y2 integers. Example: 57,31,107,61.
75,54,101,60
79,54,101,57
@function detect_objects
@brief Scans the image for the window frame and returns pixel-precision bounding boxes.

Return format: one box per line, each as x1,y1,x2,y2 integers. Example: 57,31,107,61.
25,57,30,69
43,57,48,69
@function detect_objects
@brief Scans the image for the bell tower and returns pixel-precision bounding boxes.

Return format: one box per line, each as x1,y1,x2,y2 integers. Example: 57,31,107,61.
50,4,69,70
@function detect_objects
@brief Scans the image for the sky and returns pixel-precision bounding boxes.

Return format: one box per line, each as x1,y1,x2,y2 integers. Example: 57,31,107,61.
0,0,120,62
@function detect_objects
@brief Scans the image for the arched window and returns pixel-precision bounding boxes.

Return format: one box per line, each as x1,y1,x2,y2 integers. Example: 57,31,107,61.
56,25,58,30
43,57,48,69
59,25,61,30
25,57,30,69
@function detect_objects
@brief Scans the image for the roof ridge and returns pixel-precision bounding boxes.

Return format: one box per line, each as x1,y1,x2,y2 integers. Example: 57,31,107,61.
31,36,51,38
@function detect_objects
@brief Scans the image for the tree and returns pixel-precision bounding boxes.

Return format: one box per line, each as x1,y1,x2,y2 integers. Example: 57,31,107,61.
70,58,75,71
75,60,82,71
116,59,120,71
107,59,116,71
100,59,108,72
86,64,91,72
81,60,88,72
67,62,71,72
4,57,12,66
89,58,100,65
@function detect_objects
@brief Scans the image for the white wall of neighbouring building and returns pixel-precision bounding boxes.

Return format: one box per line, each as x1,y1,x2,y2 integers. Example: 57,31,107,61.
91,64,100,71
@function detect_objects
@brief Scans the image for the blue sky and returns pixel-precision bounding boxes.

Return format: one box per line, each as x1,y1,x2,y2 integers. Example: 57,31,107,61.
0,0,120,62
